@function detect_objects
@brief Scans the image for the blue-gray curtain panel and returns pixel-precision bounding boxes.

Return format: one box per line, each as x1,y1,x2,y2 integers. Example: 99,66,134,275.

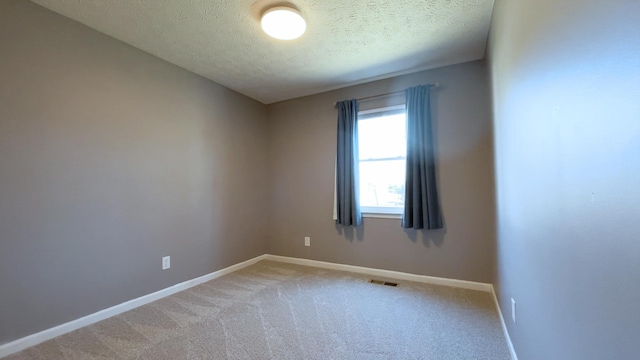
335,99,362,226
402,85,443,230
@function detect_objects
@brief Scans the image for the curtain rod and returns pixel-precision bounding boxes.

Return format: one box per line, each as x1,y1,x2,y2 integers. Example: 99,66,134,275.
333,82,440,107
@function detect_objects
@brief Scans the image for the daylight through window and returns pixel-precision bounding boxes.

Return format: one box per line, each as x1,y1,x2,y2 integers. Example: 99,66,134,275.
358,105,406,215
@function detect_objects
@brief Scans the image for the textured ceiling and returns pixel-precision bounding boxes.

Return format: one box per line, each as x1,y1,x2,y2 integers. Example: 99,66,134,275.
31,0,495,104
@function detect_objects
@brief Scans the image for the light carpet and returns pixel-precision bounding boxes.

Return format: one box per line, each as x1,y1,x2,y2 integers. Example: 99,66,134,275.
5,260,511,359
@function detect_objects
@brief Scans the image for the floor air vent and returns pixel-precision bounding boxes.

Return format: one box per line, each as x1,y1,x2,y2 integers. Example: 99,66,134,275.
369,279,398,287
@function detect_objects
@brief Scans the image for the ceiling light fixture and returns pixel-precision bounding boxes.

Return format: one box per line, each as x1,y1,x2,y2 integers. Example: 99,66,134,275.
261,6,306,40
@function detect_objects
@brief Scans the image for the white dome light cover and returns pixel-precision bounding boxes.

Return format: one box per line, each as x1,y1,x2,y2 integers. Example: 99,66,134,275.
261,6,306,40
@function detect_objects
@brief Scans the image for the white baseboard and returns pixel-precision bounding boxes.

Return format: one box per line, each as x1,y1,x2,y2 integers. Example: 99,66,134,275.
264,254,493,292
490,287,519,360
0,254,268,359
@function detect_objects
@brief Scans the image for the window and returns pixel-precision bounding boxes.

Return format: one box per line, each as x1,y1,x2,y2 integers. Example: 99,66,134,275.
358,105,406,215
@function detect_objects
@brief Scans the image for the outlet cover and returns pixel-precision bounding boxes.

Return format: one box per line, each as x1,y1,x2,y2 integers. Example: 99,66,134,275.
162,256,170,270
304,237,310,247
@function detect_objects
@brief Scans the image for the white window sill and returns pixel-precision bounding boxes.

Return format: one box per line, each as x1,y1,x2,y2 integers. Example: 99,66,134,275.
362,212,402,219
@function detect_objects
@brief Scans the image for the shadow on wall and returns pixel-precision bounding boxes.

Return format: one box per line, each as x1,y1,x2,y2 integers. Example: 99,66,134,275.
335,224,365,241
404,226,446,248
334,221,447,248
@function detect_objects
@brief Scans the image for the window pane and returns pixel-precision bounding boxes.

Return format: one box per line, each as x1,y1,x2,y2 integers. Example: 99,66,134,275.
358,114,406,160
359,159,405,208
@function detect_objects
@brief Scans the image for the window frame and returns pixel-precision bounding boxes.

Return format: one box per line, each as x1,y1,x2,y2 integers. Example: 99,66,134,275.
357,104,407,218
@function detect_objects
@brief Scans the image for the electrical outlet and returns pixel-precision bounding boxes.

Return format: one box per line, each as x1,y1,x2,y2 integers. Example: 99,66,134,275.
304,237,310,247
511,298,516,324
162,256,170,270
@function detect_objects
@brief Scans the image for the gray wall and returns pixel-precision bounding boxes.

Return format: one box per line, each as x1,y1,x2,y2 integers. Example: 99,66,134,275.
266,61,496,283
0,0,268,344
488,0,640,359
